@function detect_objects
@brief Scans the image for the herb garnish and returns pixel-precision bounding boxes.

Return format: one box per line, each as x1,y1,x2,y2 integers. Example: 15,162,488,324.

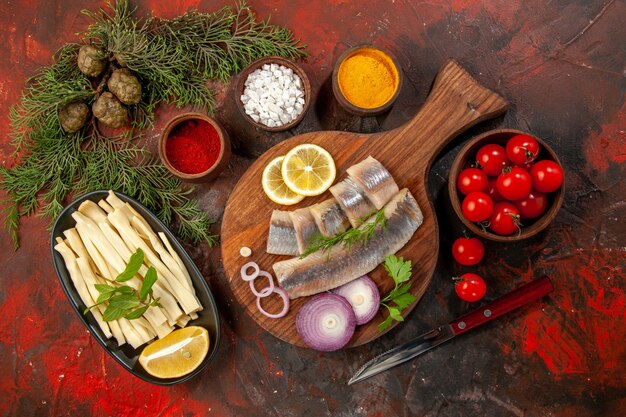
300,209,387,258
84,248,161,321
378,255,417,331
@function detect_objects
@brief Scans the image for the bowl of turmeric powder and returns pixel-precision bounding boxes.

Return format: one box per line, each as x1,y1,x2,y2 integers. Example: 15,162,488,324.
332,45,402,116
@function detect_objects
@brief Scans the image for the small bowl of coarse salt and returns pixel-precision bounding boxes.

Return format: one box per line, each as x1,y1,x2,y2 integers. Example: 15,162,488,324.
236,56,311,132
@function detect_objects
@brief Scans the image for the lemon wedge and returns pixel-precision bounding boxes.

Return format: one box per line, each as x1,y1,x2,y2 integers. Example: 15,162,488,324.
138,326,209,379
281,144,336,196
262,156,306,205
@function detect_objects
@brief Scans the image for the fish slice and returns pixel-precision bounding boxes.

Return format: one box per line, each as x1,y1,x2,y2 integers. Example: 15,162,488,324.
221,59,509,347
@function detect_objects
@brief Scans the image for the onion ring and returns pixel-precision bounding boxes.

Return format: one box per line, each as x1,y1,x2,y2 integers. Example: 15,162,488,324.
249,270,274,297
256,287,290,318
240,261,260,281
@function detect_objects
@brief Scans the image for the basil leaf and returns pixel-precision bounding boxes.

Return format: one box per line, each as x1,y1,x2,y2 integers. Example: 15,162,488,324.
124,305,149,320
115,285,134,294
96,292,115,304
102,306,126,322
94,284,116,294
109,294,140,310
140,267,158,301
116,248,144,282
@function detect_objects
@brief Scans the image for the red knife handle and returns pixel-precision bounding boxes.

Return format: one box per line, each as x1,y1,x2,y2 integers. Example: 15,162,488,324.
449,275,554,336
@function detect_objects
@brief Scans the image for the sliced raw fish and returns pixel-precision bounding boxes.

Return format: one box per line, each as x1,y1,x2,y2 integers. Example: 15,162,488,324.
329,177,376,228
273,188,423,299
347,156,399,209
266,210,299,256
309,198,350,237
289,207,321,254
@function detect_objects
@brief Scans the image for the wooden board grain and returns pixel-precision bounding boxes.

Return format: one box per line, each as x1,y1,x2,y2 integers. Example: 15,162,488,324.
220,60,509,348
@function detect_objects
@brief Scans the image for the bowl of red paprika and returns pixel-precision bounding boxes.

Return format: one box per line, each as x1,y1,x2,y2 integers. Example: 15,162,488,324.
159,113,231,183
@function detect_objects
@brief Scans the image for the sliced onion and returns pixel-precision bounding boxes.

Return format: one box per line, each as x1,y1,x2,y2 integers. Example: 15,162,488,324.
249,270,274,297
256,287,290,318
296,293,356,352
240,261,260,281
332,275,381,325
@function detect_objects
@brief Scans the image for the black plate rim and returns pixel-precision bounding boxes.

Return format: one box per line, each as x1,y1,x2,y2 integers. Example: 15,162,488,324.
50,189,221,385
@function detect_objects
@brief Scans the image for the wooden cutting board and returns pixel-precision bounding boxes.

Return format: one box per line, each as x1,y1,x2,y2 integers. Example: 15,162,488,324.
220,60,508,348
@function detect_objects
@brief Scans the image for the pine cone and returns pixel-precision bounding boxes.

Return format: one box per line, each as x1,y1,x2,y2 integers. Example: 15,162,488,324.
107,68,142,105
92,92,128,128
58,102,89,133
77,45,107,77
113,53,127,67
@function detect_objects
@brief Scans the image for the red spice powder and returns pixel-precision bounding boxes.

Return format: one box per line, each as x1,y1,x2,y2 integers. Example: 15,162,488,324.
165,119,221,174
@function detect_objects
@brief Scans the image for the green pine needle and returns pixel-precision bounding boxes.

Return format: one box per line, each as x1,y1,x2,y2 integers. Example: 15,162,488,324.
1,0,305,249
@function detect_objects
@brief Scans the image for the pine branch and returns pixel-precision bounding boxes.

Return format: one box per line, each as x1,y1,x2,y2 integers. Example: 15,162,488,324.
1,0,305,249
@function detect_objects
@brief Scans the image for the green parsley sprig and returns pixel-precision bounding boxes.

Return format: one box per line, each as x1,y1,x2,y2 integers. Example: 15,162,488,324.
84,248,161,321
378,255,417,332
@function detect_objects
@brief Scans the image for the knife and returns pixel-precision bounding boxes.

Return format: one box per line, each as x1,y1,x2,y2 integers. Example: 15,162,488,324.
348,275,554,385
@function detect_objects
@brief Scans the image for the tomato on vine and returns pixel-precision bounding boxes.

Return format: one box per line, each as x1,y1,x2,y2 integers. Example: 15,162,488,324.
452,236,485,266
453,273,487,302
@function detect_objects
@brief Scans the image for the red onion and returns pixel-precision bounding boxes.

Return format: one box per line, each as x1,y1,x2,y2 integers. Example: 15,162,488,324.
332,275,380,325
256,287,290,318
240,261,260,281
249,270,274,297
296,293,356,352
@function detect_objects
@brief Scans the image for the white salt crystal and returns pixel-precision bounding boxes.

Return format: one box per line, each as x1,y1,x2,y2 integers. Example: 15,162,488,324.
240,63,305,128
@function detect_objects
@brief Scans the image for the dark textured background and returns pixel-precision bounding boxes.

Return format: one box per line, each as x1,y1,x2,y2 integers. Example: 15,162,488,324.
0,1,624,416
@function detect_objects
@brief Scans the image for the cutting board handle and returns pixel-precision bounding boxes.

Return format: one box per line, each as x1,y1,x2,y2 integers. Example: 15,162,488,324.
394,59,509,166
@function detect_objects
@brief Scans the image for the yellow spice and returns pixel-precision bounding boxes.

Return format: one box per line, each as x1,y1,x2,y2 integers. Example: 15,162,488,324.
337,48,399,109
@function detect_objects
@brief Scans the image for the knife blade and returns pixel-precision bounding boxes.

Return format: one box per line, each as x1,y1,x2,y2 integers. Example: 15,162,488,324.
348,275,554,385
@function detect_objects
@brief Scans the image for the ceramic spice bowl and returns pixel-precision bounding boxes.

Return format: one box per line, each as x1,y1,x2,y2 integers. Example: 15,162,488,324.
332,45,403,116
159,112,231,183
448,129,564,242
236,56,311,132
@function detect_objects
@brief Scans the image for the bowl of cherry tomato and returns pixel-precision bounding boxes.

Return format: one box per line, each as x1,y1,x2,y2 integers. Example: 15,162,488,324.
448,129,564,242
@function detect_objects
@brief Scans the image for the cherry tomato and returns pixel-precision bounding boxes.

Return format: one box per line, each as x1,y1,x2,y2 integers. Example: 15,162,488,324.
461,191,494,222
457,168,488,195
486,178,505,202
476,144,509,177
496,167,532,201
454,273,487,302
506,134,540,165
489,202,521,235
515,189,548,219
531,160,564,193
452,237,485,266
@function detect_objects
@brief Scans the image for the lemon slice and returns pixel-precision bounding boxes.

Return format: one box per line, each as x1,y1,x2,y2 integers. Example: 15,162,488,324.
281,144,336,196
262,156,306,205
138,326,209,379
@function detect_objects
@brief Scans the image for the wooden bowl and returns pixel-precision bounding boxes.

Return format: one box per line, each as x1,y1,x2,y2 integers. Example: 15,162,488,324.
235,56,311,132
331,45,403,116
159,112,231,183
448,129,564,242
